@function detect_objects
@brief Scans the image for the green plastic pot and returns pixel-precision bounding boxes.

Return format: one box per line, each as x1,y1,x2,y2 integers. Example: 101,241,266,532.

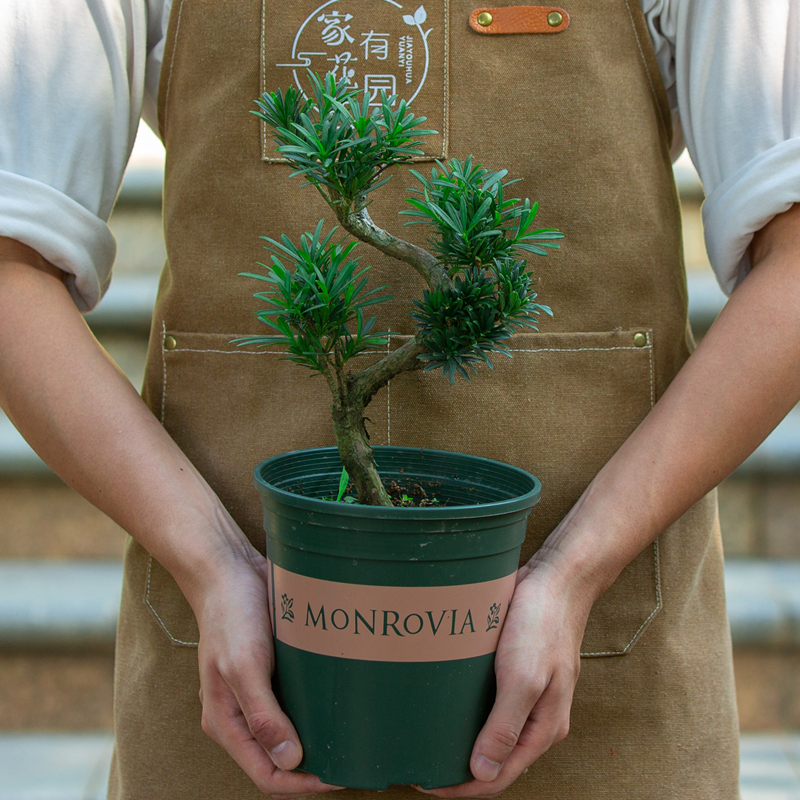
254,446,541,790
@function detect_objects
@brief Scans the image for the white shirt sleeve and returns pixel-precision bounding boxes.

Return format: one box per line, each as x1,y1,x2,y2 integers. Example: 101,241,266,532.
643,0,800,295
0,0,168,311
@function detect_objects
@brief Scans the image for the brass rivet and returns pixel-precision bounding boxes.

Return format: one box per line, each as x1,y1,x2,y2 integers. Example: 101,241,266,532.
547,11,563,26
477,11,493,26
633,332,647,348
164,335,177,351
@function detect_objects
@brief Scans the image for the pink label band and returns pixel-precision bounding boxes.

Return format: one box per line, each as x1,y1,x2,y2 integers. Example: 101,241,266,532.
268,562,517,662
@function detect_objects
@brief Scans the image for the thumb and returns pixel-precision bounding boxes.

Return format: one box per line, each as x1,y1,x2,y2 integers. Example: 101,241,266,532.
470,677,544,782
232,670,304,771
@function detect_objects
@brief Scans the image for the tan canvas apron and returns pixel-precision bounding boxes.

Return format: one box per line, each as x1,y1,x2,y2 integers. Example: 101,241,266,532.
108,0,741,797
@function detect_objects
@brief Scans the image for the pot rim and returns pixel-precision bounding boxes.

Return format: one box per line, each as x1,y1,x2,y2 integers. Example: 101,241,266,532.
254,445,541,521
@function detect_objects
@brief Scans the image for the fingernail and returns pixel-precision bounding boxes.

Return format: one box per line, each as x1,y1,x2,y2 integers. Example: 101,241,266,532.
270,740,301,770
473,755,501,782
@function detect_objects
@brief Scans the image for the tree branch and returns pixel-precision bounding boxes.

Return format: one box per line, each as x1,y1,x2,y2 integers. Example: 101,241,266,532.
332,200,452,293
351,334,428,406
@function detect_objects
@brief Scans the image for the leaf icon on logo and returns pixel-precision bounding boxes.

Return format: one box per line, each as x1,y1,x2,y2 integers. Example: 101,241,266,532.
486,602,501,631
404,6,427,25
281,593,295,622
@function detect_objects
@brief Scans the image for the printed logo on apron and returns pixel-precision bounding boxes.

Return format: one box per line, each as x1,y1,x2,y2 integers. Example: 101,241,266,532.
260,0,449,161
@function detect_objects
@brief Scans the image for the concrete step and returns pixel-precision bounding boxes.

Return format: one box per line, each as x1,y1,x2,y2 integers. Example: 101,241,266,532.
1,559,799,651
118,165,163,206
687,269,728,330
740,735,800,800
6,393,799,478
84,275,159,331
0,477,126,561
0,562,121,651
0,733,113,800
725,561,800,647
0,559,797,650
0,732,796,800
0,564,120,730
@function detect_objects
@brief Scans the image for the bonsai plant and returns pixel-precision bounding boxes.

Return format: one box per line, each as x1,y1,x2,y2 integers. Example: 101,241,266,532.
239,71,562,505
240,71,564,790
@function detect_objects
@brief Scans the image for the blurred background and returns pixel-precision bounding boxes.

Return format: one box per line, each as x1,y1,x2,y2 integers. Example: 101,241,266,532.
0,124,799,799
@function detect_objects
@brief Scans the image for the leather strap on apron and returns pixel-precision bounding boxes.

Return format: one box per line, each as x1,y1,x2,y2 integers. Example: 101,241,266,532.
108,2,740,797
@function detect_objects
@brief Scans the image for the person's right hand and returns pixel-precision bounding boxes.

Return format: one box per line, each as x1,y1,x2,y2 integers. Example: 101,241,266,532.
195,552,342,797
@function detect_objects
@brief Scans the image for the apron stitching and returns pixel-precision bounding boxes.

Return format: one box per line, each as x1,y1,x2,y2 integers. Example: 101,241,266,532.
409,0,450,161
260,0,271,160
623,0,669,143
161,348,387,355
145,554,200,647
153,322,202,647
167,348,288,355
507,345,652,353
163,0,187,134
158,346,650,354
581,336,661,657
580,542,661,656
160,321,167,425
581,542,662,655
442,0,450,159
386,336,392,445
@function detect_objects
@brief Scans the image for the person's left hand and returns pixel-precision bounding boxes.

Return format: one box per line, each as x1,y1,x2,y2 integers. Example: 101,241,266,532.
418,558,592,798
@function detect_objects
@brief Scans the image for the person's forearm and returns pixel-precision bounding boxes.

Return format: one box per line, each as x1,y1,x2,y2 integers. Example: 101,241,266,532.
531,205,800,600
0,238,347,793
0,238,258,610
420,209,800,800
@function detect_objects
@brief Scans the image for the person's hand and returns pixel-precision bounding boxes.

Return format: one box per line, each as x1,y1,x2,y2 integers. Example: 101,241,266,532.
195,553,342,798
420,558,592,799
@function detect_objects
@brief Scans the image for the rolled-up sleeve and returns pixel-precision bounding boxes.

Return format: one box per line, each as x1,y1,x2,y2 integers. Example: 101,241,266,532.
669,0,800,294
0,0,164,311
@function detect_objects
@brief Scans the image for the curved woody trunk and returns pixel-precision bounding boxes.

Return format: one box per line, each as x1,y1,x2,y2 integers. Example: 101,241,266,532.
331,335,430,506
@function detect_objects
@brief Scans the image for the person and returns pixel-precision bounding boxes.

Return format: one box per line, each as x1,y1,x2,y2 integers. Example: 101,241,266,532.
1,1,799,798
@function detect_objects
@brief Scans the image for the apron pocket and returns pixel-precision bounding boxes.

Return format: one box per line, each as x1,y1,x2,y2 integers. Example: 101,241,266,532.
259,0,450,162
382,328,660,656
148,327,659,655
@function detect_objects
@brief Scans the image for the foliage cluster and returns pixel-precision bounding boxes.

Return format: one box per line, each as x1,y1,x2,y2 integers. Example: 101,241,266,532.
235,221,390,376
412,260,551,384
401,157,562,268
253,72,435,204
240,71,564,504
244,72,561,386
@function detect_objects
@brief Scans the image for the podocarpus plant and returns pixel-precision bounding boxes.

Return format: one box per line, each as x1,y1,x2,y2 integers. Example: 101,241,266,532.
238,72,563,506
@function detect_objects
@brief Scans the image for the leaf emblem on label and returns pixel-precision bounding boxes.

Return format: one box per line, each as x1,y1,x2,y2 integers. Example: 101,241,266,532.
486,602,501,631
404,5,427,25
281,594,295,622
